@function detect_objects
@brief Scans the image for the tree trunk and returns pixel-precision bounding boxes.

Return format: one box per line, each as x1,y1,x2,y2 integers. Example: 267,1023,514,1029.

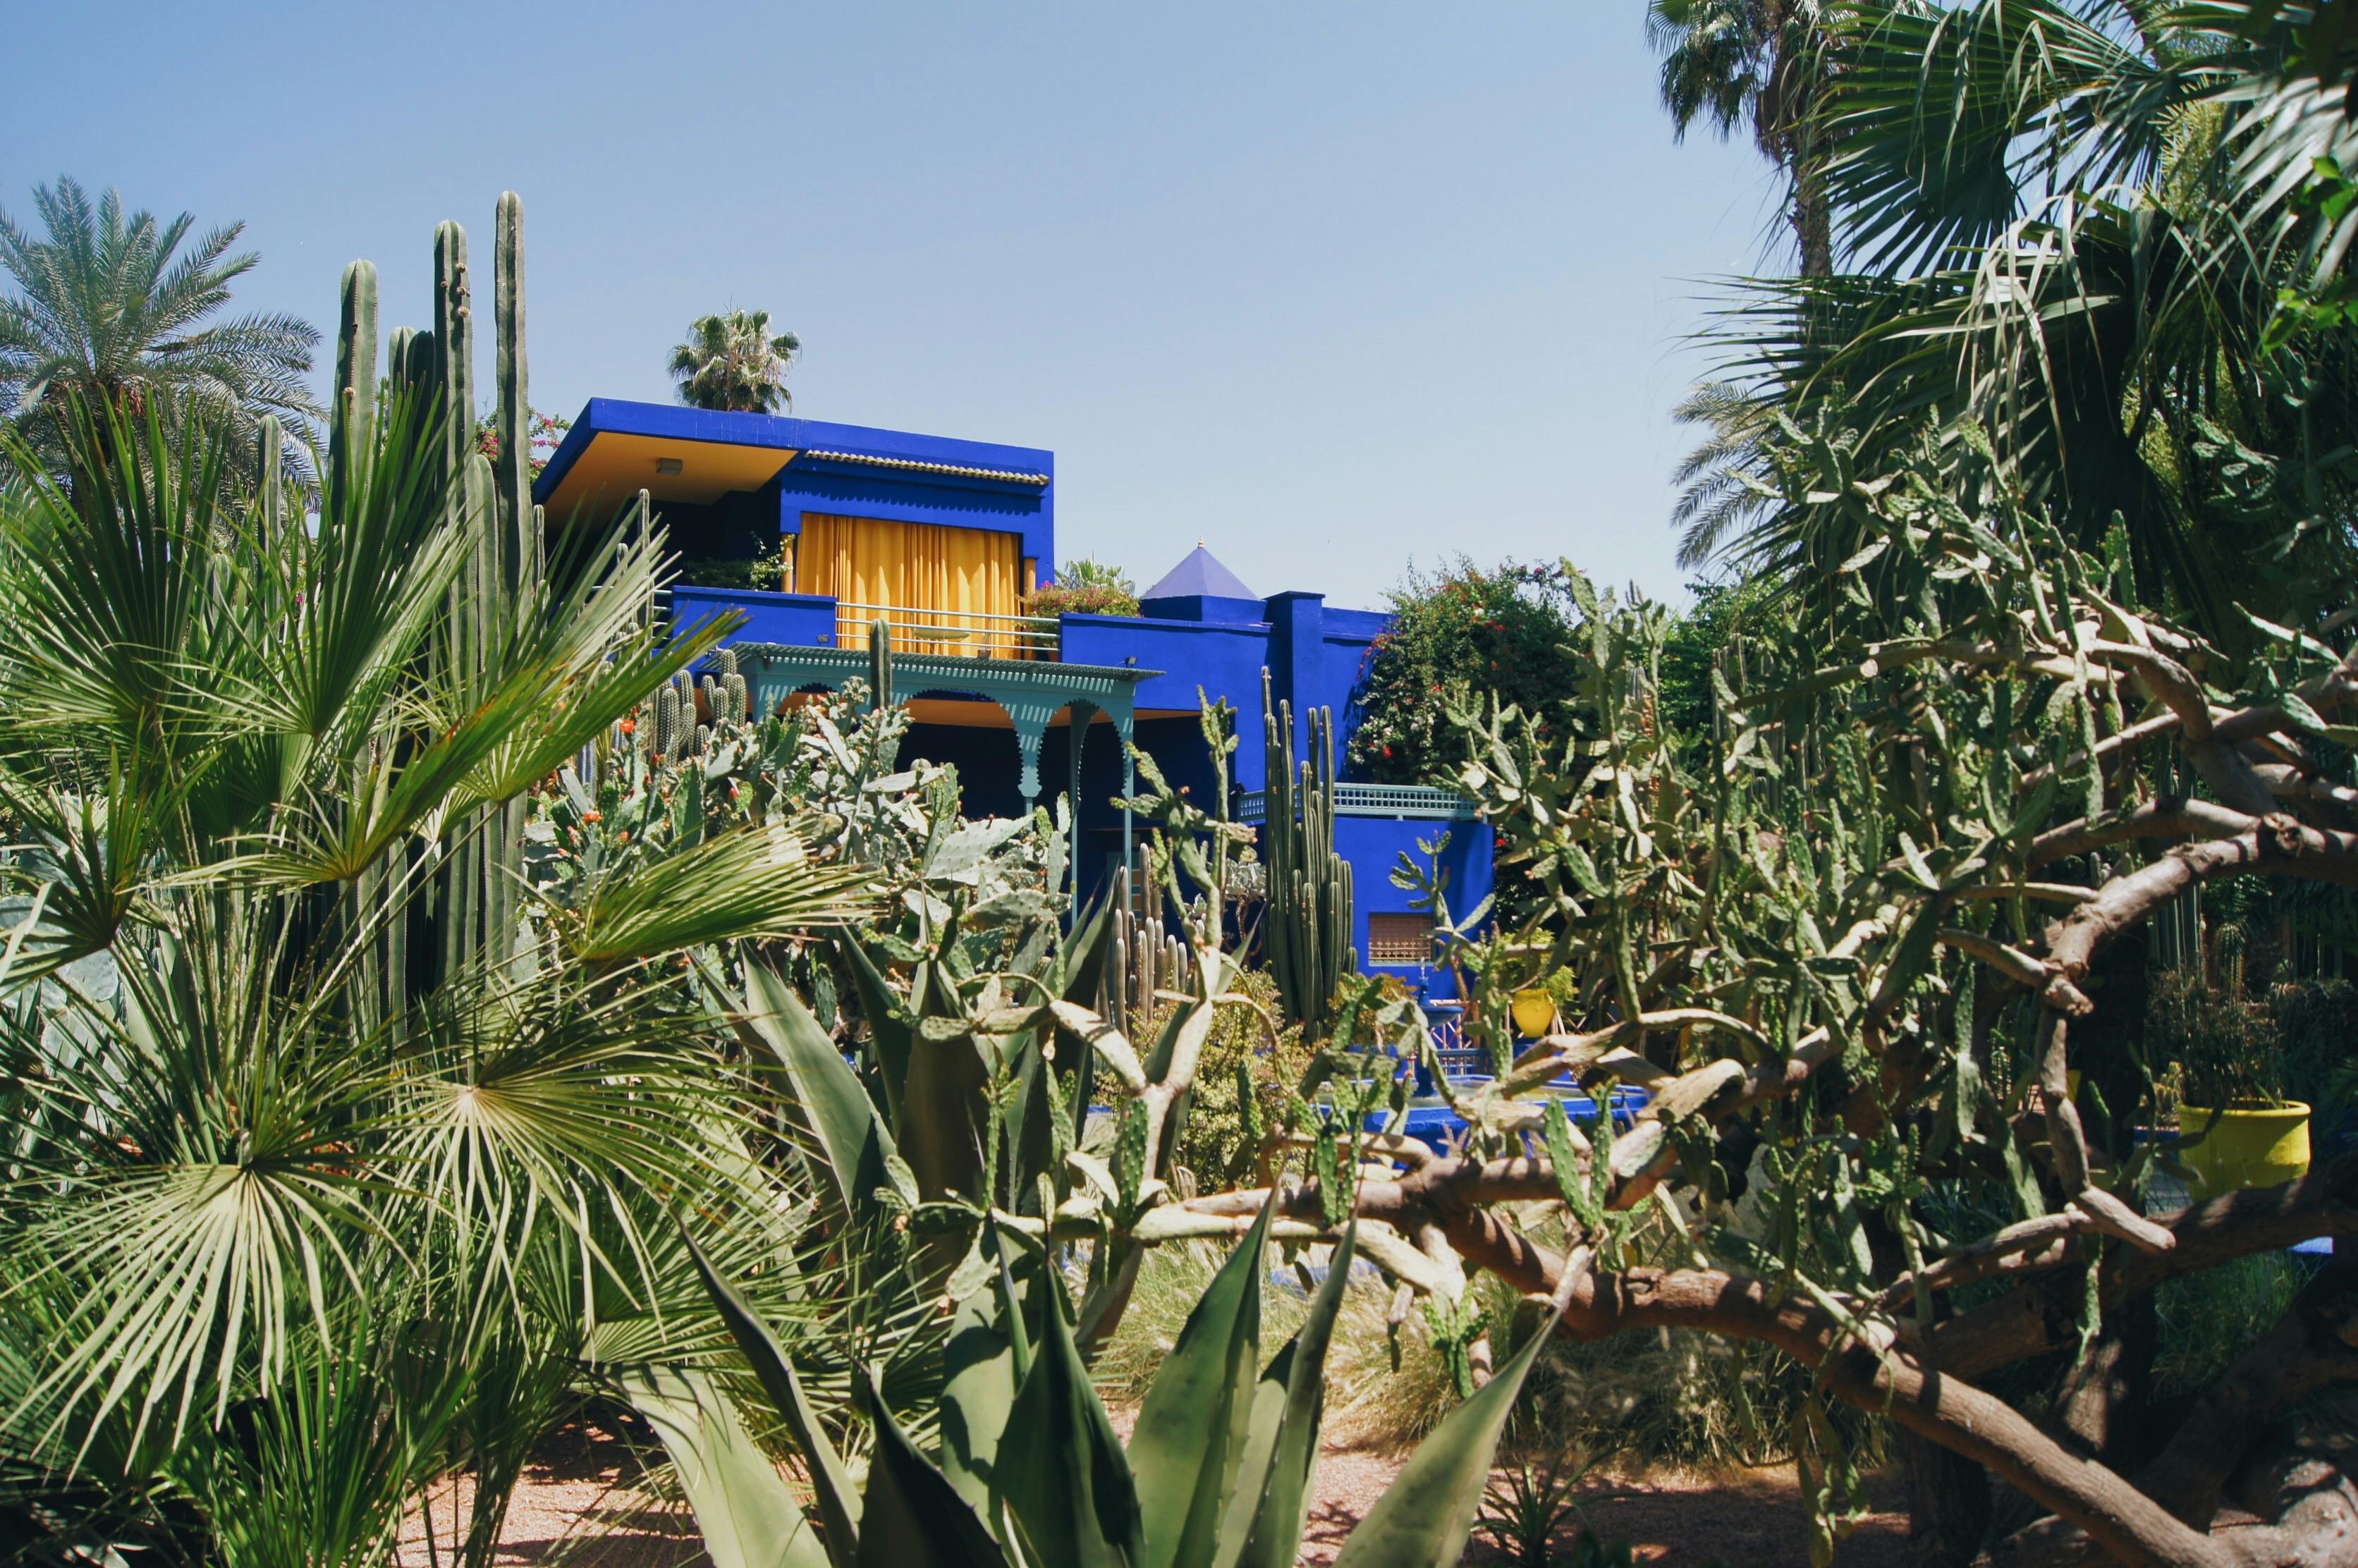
1898,1427,1992,1567
2058,1296,2159,1466
1794,159,1834,279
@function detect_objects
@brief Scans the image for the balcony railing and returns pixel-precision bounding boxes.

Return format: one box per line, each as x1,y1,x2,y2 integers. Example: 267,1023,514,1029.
1233,783,1479,823
832,600,1060,660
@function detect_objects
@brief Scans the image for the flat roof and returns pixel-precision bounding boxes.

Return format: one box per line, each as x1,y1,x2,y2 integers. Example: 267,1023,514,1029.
534,398,1055,520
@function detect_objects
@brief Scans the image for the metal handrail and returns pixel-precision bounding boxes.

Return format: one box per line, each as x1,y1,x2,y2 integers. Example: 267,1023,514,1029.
832,599,1059,659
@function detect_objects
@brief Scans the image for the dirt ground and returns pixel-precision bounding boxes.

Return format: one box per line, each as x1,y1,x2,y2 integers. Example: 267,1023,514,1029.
394,1416,1913,1568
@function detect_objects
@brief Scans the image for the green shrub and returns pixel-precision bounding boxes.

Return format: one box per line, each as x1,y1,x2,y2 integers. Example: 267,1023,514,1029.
1031,581,1140,617
2151,1251,2302,1403
2271,976,2358,1112
1033,556,1140,616
2149,966,2282,1108
1163,967,1307,1191
1658,575,1785,742
675,538,784,592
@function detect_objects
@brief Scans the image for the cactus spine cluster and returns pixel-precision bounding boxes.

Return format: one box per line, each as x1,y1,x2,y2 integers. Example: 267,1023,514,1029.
1260,668,1354,1036
2218,919,2249,998
337,194,543,1021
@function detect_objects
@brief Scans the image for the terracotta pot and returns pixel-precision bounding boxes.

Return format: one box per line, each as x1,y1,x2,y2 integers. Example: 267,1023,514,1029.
1510,988,1557,1039
2175,1101,2311,1197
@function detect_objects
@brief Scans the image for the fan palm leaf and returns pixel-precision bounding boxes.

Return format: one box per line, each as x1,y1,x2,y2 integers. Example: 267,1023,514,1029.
1678,0,2358,633
1820,0,2228,274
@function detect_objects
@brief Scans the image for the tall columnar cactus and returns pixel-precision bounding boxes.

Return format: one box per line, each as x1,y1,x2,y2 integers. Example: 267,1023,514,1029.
330,262,377,517
657,685,682,761
711,646,750,724
1100,872,1195,1040
386,325,436,402
324,195,543,998
491,192,533,599
2218,920,2249,998
257,415,284,539
489,195,535,975
1261,668,1355,1036
867,616,893,711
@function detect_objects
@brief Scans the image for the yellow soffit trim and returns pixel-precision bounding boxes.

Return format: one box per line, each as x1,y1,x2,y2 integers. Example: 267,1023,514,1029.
544,431,798,513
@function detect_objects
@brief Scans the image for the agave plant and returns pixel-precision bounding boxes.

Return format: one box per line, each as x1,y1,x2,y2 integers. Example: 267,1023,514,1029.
684,1204,1571,1568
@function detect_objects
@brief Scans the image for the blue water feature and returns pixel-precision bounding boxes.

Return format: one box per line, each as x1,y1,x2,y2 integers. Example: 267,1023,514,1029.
1376,1084,1654,1156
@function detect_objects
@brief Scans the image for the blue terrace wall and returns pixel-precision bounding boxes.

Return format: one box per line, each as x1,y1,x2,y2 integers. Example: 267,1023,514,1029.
551,398,1486,987
671,586,836,647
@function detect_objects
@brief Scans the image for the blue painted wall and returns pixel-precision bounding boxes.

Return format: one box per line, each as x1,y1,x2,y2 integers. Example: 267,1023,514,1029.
1338,815,1493,1000
565,399,1488,981
671,585,837,647
537,399,1058,582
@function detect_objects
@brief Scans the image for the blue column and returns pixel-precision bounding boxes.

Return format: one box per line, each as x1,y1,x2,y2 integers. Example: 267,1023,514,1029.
1117,712,1136,903
1264,591,1325,771
1066,700,1097,914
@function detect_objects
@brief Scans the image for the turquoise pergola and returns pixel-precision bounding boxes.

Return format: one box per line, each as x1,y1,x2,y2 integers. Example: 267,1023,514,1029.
732,642,1158,875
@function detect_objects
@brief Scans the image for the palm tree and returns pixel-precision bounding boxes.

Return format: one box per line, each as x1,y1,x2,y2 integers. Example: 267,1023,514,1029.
1649,0,1845,277
0,393,877,1563
1675,1,2358,640
1667,380,1777,569
0,178,322,478
668,308,801,413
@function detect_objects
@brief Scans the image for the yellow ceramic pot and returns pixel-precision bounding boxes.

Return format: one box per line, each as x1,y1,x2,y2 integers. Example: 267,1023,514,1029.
2175,1101,2311,1198
1510,988,1558,1039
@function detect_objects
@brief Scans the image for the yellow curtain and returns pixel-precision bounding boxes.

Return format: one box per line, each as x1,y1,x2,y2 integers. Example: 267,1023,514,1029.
798,513,1022,655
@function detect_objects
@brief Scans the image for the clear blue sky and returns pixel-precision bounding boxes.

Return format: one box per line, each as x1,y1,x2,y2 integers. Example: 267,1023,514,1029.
12,2,1778,608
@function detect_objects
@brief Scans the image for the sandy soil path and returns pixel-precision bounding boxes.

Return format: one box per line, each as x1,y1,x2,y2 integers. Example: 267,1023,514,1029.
395,1416,1913,1567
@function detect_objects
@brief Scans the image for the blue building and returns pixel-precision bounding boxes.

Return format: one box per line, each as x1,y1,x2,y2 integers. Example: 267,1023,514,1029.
534,398,1491,998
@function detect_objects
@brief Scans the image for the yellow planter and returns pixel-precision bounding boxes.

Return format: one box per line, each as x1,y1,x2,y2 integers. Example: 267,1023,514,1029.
2175,1101,2311,1198
1510,988,1558,1039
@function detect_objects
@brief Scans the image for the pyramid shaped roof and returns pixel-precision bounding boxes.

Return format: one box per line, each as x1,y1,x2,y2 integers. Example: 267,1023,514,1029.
1142,543,1256,602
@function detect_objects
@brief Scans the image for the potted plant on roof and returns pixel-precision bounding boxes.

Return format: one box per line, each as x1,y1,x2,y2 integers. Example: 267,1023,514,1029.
2154,924,2312,1197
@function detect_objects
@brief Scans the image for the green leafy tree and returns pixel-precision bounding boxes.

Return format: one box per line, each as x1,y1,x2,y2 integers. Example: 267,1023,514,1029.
669,307,801,412
1658,572,1783,740
1348,557,1587,785
0,176,321,479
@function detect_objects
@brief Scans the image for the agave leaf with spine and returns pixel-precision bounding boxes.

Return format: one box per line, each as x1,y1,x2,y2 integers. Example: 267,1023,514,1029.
619,1366,827,1568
